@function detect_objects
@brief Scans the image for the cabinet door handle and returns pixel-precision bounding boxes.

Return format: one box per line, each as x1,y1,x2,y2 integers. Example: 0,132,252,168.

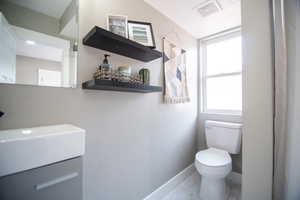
34,172,79,191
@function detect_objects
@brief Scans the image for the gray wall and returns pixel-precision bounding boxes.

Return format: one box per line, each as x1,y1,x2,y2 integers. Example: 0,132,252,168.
16,55,62,85
60,0,77,32
241,0,274,199
0,0,60,36
0,0,198,200
0,0,76,42
284,0,300,199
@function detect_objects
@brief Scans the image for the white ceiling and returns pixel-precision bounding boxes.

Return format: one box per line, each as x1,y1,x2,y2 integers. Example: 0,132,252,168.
60,16,78,39
144,0,241,38
5,0,72,18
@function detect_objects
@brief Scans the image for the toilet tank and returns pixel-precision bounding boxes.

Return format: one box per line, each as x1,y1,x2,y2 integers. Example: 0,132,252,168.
205,120,242,154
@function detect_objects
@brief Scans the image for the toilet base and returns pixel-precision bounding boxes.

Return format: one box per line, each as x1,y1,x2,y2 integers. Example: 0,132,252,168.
199,176,228,200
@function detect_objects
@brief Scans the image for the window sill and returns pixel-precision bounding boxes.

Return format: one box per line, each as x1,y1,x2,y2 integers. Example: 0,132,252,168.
199,112,243,122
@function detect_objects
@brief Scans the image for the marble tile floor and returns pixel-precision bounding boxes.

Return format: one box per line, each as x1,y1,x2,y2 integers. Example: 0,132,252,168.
162,172,241,200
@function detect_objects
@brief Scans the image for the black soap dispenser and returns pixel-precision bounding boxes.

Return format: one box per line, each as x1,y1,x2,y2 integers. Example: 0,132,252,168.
99,54,111,72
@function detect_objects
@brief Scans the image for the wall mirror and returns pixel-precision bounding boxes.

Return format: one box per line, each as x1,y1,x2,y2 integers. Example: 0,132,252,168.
0,0,78,88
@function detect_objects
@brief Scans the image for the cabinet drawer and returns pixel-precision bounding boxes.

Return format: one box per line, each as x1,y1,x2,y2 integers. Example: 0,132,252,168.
0,157,82,200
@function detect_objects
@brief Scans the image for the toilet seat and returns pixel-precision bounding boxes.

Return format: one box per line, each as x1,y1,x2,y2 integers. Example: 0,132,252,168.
195,148,232,178
196,148,231,167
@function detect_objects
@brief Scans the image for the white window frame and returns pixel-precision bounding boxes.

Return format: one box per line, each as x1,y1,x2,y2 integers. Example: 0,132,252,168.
200,30,242,115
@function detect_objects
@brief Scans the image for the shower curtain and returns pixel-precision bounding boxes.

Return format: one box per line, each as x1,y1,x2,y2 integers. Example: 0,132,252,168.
272,0,288,199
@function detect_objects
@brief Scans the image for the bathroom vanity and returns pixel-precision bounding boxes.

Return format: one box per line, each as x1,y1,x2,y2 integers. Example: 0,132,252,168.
0,124,85,200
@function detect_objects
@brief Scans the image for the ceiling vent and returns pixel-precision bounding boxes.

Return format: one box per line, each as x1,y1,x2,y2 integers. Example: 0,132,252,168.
194,0,222,17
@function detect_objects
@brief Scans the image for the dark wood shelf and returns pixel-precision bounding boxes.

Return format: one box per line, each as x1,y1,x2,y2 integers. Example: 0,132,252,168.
83,26,162,62
82,80,162,93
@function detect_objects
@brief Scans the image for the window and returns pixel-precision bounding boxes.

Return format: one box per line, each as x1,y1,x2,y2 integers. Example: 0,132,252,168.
38,69,62,87
200,31,242,115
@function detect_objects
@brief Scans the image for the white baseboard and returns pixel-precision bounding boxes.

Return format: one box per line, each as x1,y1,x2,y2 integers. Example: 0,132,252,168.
143,164,196,200
143,164,242,200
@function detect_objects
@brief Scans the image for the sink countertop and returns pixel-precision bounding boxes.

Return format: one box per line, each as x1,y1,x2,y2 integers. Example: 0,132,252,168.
0,124,85,177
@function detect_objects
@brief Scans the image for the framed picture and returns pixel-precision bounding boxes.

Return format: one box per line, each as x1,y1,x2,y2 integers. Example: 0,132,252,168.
107,15,128,38
127,21,156,49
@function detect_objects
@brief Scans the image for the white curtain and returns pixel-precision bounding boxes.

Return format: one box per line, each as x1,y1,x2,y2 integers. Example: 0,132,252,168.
272,0,288,199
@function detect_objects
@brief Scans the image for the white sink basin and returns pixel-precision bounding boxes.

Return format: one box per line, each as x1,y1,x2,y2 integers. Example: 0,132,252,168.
0,124,85,177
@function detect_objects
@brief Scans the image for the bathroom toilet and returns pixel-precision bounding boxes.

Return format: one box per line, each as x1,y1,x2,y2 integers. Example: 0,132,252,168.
195,120,242,200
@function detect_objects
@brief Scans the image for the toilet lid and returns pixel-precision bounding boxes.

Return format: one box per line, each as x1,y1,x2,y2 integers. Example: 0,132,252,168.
196,148,231,167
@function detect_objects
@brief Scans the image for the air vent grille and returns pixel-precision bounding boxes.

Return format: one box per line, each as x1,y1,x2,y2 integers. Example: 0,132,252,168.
194,0,222,17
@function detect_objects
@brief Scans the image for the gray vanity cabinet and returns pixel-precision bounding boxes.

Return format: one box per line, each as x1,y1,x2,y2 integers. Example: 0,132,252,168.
0,157,82,200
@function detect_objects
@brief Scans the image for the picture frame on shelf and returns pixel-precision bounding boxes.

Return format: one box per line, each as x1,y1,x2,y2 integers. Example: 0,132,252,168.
127,20,156,49
107,15,128,38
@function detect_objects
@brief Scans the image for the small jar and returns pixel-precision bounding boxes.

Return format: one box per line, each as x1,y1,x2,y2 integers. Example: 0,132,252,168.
117,66,131,82
139,68,150,85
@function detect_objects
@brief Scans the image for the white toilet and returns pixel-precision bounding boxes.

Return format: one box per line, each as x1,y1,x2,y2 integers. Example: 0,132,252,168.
195,120,242,200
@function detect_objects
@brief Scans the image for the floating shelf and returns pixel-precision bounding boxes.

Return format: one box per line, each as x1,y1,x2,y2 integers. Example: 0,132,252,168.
82,80,162,93
83,26,162,62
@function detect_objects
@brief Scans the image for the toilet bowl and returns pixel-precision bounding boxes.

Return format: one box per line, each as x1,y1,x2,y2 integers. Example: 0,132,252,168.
195,148,232,200
195,121,242,200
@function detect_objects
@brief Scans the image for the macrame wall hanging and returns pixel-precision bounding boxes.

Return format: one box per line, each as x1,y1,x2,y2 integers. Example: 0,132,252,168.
162,33,190,104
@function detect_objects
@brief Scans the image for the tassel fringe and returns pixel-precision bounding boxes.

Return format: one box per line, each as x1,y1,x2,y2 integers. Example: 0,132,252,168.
164,96,190,104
